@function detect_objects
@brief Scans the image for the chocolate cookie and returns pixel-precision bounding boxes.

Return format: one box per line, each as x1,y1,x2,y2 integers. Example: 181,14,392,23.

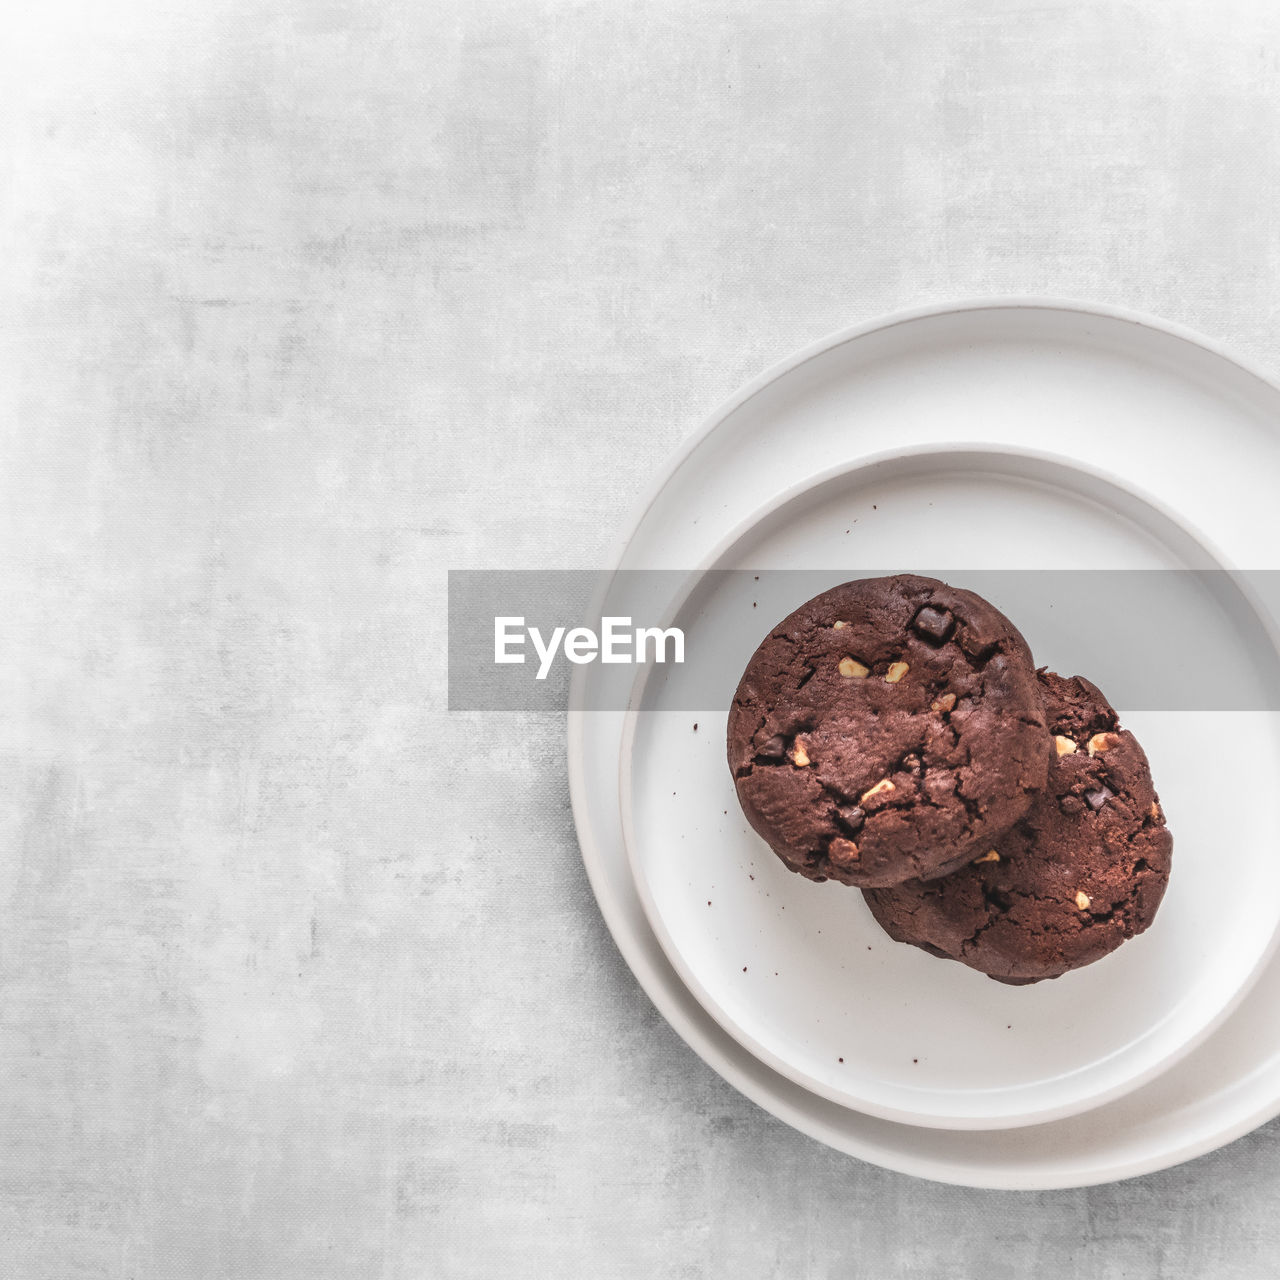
863,671,1173,983
727,575,1049,887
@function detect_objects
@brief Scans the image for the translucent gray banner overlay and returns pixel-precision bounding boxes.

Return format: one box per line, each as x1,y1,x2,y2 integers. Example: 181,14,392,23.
448,570,1280,713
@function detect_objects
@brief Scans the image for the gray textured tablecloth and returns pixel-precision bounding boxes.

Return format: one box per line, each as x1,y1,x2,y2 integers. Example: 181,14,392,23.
4,1,1280,1275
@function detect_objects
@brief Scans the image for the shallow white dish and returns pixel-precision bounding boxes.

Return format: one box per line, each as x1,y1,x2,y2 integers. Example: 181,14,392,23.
570,300,1280,1185
619,447,1280,1129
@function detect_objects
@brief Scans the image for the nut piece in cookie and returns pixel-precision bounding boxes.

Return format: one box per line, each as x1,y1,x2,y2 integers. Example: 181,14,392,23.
828,837,860,866
860,777,896,804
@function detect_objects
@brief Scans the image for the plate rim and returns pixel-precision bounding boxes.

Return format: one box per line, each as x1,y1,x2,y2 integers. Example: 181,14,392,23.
567,297,1280,1186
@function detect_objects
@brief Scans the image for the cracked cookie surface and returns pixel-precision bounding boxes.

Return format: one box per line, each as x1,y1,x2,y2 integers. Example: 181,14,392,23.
863,671,1173,983
726,574,1049,887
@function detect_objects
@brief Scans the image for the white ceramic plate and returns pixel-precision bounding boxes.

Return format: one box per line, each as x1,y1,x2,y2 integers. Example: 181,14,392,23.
569,300,1280,1184
620,447,1280,1129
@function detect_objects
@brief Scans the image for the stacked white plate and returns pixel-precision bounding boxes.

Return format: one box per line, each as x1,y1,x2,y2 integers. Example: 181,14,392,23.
568,301,1280,1188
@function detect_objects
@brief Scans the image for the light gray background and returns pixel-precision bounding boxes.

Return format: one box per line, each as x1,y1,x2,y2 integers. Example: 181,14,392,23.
4,1,1280,1275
